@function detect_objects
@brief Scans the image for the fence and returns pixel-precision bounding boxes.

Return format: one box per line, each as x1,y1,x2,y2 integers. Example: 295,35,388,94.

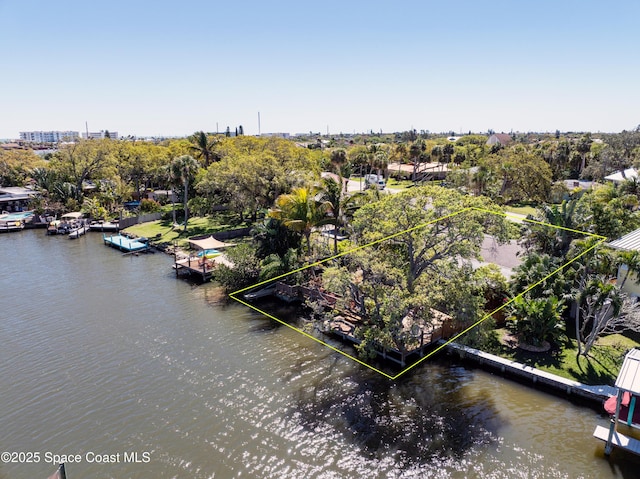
118,212,163,229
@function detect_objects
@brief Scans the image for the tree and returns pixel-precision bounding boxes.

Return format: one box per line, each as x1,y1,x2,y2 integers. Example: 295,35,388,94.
251,217,301,259
319,176,347,254
350,185,510,293
509,253,567,299
409,140,427,182
212,243,260,291
269,186,331,256
483,147,552,203
169,155,200,232
0,149,45,186
507,296,564,347
566,244,640,358
574,182,640,240
523,199,581,257
188,131,219,167
50,139,114,202
574,133,593,176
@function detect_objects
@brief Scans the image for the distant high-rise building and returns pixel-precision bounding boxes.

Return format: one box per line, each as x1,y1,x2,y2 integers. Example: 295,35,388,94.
82,130,118,140
19,130,79,142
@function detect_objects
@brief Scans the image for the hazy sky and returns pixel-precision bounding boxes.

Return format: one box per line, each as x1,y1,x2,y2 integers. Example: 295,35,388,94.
1,0,639,138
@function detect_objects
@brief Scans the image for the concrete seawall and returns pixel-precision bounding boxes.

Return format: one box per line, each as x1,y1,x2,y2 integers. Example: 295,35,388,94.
440,340,616,404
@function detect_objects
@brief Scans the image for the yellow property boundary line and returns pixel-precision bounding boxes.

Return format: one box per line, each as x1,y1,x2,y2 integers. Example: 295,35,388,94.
229,207,606,380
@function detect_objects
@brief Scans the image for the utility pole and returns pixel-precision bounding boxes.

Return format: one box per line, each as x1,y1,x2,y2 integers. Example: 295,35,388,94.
258,112,261,136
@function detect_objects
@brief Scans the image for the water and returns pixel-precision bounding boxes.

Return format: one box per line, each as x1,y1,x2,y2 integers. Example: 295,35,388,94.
0,230,638,478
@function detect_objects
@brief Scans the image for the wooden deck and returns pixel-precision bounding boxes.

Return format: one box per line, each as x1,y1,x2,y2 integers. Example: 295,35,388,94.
173,254,232,281
323,307,458,367
594,425,640,456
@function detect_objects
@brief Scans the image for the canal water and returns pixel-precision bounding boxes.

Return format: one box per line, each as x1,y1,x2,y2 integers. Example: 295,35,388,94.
0,230,638,478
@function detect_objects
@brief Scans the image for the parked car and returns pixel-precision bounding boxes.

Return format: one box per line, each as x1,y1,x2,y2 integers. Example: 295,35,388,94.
364,174,386,190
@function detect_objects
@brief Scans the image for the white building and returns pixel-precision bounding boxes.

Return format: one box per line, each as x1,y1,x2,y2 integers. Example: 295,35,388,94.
604,168,638,184
261,132,290,139
19,131,79,142
608,228,640,298
82,130,118,140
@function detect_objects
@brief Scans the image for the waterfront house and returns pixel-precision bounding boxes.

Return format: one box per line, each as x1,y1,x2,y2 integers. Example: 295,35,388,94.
0,186,38,213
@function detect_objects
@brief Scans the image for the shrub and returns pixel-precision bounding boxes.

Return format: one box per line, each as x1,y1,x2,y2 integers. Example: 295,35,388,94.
507,295,565,346
140,198,162,213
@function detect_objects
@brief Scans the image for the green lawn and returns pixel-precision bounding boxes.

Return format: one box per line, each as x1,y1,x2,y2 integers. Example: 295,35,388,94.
494,330,638,385
386,178,415,189
124,212,250,248
504,205,539,216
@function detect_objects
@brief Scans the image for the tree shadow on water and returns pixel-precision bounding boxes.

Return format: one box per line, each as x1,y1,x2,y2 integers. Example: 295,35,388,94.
292,361,503,468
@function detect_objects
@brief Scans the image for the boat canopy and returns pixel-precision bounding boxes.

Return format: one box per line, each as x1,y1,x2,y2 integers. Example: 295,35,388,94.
603,349,640,426
617,348,640,394
188,236,235,250
61,212,83,220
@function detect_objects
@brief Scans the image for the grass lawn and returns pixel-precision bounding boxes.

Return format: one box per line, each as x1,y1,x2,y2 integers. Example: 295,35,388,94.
494,329,639,385
124,212,251,248
504,204,539,216
386,178,415,189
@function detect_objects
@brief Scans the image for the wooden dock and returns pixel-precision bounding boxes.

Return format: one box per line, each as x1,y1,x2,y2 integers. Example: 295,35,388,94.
322,307,458,367
594,425,640,456
173,254,232,282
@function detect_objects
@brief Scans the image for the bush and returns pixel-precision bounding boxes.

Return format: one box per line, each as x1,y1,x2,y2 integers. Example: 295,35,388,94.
507,296,565,346
140,198,162,213
211,243,260,291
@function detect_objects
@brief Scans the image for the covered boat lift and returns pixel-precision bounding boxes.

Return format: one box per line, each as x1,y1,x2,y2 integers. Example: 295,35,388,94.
593,348,640,455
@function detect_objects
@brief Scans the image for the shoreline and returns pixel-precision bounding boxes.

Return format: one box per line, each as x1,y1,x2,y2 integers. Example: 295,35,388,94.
441,340,615,406
140,227,618,410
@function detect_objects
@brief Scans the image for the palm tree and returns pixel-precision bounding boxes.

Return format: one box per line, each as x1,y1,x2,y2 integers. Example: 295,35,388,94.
169,155,200,232
269,186,331,257
525,198,580,256
319,177,347,254
188,131,219,167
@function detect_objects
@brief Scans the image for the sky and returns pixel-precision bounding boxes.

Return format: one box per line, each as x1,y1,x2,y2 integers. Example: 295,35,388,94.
1,0,639,138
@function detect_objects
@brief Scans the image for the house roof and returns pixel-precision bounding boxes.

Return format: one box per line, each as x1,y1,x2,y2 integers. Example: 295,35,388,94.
616,349,640,393
487,133,514,145
604,168,638,183
608,228,640,251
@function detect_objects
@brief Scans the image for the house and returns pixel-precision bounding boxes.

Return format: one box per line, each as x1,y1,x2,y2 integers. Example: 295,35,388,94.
0,186,39,213
486,133,514,147
604,168,638,184
608,227,640,298
563,179,594,191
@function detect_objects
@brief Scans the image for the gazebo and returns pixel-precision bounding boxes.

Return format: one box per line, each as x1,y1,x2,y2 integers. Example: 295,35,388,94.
188,235,235,251
594,348,640,455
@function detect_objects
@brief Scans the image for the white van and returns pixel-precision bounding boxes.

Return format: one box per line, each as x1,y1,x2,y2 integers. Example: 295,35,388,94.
364,174,386,190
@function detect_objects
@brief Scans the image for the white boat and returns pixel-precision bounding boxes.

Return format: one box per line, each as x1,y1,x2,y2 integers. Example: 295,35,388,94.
68,224,89,239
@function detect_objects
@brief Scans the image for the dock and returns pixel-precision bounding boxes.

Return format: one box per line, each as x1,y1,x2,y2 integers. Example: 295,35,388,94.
319,306,459,367
592,349,640,456
594,425,640,456
103,234,150,252
173,254,232,282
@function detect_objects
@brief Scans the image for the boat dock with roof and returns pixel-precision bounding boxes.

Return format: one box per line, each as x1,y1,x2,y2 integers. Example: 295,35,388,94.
593,348,640,456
